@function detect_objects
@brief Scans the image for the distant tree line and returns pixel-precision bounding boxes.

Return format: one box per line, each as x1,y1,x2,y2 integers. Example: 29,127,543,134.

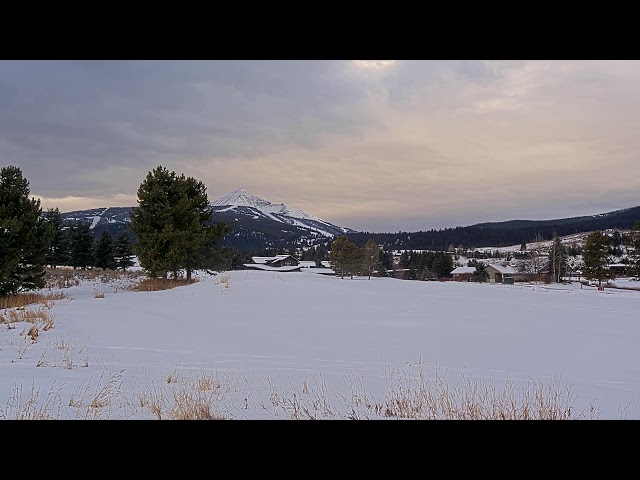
395,249,454,280
346,207,640,252
42,211,136,271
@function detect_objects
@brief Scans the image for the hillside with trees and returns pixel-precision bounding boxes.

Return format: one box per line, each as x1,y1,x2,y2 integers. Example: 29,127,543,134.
346,206,640,251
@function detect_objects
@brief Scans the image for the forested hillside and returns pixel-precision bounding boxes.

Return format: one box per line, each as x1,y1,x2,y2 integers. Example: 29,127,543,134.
347,206,640,250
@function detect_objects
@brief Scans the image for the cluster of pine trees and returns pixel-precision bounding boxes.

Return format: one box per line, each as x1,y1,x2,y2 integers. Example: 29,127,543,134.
0,165,139,296
327,236,396,280
42,209,135,271
1,164,236,296
396,249,454,280
581,224,640,285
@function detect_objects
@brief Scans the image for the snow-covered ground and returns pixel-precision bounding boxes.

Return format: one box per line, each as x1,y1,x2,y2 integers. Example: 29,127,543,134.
1,269,640,419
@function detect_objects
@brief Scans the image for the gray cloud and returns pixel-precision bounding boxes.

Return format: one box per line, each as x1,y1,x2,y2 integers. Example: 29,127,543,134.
0,60,374,196
1,60,639,232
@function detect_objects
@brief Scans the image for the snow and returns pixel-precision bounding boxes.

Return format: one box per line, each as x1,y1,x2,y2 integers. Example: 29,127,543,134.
2,269,640,419
243,264,301,272
451,266,476,274
89,216,101,229
487,264,518,274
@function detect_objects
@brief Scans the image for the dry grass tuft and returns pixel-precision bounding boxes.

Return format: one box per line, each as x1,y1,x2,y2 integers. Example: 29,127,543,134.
133,368,243,420
45,267,145,291
131,277,199,292
27,325,39,343
68,369,126,419
258,364,599,420
5,307,54,325
0,291,64,310
0,383,64,420
215,273,231,294
94,292,105,298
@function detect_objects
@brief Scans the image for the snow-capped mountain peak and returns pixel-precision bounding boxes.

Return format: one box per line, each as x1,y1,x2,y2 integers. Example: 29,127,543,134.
211,187,273,209
210,188,354,238
212,188,320,222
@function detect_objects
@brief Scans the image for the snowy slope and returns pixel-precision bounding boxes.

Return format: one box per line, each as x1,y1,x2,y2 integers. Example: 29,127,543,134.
2,269,640,419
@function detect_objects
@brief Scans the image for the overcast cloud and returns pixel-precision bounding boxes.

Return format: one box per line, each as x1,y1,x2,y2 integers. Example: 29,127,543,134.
1,60,638,232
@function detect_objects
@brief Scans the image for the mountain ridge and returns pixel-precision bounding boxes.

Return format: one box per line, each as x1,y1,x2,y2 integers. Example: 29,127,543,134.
59,195,640,251
61,188,356,250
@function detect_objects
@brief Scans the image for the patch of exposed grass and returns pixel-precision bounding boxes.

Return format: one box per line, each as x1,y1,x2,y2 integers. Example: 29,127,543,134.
0,292,64,310
2,307,55,327
131,277,199,292
45,267,145,289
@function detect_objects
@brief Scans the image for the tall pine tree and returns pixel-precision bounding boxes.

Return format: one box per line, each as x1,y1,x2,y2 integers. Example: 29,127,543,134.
129,165,230,281
582,231,611,288
548,236,568,283
69,222,94,270
0,166,47,295
114,232,135,271
94,230,116,270
629,221,640,281
329,235,361,279
361,239,380,279
43,207,69,268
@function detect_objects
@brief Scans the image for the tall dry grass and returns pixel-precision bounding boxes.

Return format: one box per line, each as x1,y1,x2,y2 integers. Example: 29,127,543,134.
0,363,608,420
131,278,199,292
0,292,64,310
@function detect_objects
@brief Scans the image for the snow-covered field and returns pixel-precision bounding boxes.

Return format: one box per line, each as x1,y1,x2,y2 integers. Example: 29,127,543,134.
1,269,640,419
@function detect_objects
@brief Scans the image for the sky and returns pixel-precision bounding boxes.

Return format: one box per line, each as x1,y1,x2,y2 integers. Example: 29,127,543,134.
3,60,639,233
1,268,639,419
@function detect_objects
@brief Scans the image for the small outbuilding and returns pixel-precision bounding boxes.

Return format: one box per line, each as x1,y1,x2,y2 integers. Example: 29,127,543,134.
485,264,517,284
450,266,476,281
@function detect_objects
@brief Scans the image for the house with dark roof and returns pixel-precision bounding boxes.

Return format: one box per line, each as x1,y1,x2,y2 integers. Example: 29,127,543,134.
244,255,301,272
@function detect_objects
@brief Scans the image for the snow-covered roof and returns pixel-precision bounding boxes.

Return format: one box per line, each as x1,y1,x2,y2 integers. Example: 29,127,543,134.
243,264,301,272
486,264,518,274
251,255,296,264
321,261,331,267
609,263,627,267
299,261,316,267
451,266,476,274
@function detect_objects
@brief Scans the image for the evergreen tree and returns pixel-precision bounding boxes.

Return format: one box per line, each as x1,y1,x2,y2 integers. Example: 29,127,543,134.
548,236,568,283
94,230,116,270
129,166,178,278
582,231,611,288
361,239,380,279
114,232,135,271
431,251,454,278
329,235,361,279
43,207,69,268
629,221,640,281
471,262,489,283
187,221,234,274
129,165,230,281
0,166,47,295
379,250,394,276
313,245,326,267
69,222,94,269
398,251,410,269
